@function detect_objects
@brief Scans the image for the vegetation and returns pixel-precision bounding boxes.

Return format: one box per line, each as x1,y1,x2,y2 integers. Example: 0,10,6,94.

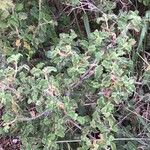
0,0,150,149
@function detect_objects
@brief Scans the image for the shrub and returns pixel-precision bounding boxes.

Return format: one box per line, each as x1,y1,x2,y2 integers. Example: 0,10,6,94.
0,0,150,149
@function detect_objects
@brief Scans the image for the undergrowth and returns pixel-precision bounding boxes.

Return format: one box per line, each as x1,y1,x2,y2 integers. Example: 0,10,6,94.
0,0,150,149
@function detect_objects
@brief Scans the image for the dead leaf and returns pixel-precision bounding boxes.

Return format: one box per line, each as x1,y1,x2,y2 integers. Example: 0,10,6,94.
15,39,21,47
23,41,31,50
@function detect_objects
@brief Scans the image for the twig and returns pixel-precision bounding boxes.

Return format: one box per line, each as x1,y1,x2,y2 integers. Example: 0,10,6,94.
14,62,18,78
55,137,150,144
56,139,81,143
71,60,97,89
3,109,52,125
73,10,82,37
114,138,150,141
67,119,95,140
17,109,52,122
125,108,150,123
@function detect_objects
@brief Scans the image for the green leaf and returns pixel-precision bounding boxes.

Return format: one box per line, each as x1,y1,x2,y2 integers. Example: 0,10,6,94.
30,67,42,77
15,3,24,11
18,12,27,20
0,21,8,29
83,13,91,39
68,111,78,120
110,142,117,150
55,125,65,138
48,133,56,141
43,66,57,74
77,116,85,125
124,141,137,150
88,45,96,52
7,53,22,63
101,102,114,117
95,52,104,62
94,66,103,79
9,15,19,27
71,0,80,5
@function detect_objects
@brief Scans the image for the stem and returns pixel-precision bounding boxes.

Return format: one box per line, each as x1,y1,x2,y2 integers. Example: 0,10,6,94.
73,10,83,38
55,137,150,144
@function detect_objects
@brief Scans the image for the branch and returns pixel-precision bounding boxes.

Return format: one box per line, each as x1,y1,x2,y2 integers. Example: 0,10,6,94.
71,61,97,89
3,109,52,126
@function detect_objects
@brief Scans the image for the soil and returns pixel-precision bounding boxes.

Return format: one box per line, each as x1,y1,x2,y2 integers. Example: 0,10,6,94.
0,137,20,150
0,107,20,150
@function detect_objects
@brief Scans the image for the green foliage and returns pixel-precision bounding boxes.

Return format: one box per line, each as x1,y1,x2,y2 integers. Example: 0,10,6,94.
139,0,150,6
0,0,150,149
0,0,58,59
